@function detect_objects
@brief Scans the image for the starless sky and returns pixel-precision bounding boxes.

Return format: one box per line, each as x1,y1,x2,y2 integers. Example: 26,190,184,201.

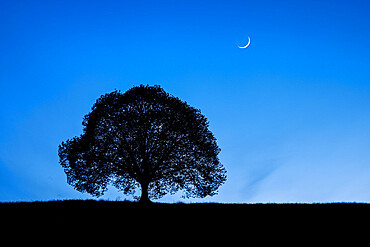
0,0,369,202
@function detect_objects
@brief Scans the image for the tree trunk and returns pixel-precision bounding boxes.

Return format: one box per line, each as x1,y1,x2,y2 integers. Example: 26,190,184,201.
139,181,151,204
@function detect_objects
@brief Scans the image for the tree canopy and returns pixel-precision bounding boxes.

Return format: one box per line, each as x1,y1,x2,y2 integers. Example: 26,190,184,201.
58,85,226,202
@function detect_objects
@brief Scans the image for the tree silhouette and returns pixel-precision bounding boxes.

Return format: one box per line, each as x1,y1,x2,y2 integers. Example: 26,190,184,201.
58,85,226,203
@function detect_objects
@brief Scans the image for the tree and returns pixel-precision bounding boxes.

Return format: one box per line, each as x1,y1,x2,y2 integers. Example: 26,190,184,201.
58,85,226,203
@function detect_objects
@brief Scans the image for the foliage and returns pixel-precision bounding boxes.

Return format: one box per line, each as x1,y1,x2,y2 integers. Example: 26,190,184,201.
58,85,226,202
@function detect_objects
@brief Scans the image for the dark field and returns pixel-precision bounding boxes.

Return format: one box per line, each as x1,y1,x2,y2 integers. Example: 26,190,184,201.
1,199,369,221
1,200,368,244
1,199,369,210
2,199,369,216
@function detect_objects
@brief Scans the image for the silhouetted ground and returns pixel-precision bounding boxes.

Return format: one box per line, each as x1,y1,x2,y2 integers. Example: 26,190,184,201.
1,200,368,244
1,199,369,210
1,199,369,222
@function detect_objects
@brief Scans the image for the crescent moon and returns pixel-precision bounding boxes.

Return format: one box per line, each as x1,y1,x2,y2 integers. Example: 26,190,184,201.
238,36,250,49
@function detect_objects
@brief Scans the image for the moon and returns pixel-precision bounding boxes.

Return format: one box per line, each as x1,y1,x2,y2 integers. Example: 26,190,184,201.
238,36,251,49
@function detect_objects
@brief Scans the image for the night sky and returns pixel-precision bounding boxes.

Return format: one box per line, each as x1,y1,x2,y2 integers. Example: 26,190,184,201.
1,0,369,202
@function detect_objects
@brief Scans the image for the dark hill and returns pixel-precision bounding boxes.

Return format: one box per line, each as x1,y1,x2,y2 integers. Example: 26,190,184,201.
1,199,369,221
1,199,369,209
1,200,368,244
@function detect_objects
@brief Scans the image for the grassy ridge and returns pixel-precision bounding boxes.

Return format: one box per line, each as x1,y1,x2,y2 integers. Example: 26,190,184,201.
3,199,367,228
2,200,368,231
1,200,367,244
1,199,369,208
0,200,370,208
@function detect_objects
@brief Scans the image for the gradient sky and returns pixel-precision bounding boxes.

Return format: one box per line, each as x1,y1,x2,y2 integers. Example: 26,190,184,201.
1,0,369,202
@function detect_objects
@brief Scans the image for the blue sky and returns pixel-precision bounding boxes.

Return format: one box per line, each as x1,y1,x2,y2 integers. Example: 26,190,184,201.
1,0,369,202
